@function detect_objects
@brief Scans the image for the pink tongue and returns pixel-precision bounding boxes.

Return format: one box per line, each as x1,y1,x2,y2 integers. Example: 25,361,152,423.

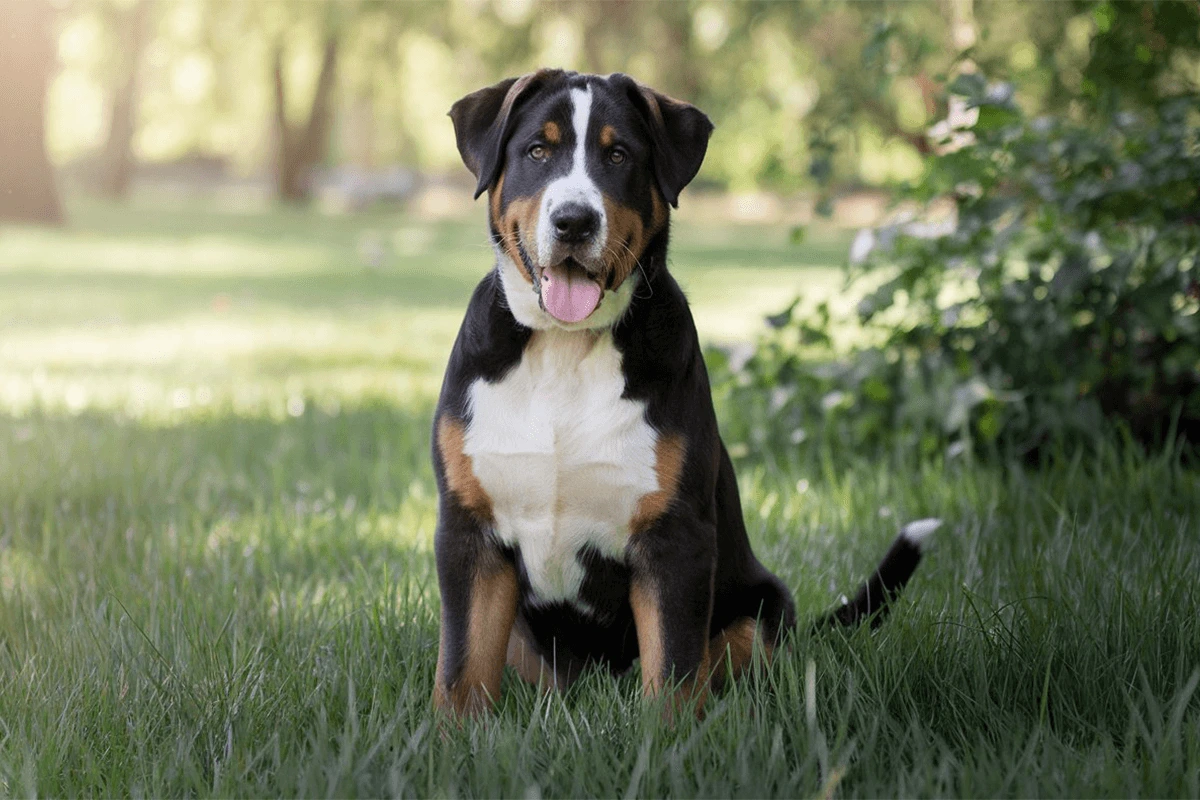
541,263,602,323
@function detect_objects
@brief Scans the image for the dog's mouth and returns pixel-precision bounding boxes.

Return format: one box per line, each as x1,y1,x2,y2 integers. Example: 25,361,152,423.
537,258,603,324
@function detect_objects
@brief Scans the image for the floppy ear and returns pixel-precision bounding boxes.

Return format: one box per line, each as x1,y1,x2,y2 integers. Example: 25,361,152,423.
612,74,714,208
449,70,560,199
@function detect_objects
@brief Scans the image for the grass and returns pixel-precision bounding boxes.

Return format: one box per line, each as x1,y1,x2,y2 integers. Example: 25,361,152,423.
1,195,1198,797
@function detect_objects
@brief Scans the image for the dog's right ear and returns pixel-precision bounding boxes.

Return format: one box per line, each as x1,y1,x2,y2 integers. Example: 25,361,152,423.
449,70,558,199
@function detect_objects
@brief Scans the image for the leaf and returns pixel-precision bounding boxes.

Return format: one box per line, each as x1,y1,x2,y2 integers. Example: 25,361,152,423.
765,298,801,329
975,105,1021,132
948,73,987,101
863,377,892,403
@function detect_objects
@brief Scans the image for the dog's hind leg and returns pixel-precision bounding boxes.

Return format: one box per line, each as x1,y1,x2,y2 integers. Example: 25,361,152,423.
707,573,794,692
708,618,769,692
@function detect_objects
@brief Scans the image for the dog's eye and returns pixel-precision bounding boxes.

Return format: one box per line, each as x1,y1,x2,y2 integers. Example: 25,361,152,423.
528,144,549,162
608,148,627,166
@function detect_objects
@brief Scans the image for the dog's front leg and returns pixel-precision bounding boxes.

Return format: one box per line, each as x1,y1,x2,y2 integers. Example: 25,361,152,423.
432,502,518,717
629,518,717,715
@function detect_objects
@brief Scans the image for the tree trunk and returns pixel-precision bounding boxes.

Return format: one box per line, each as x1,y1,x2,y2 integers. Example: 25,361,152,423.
273,36,338,203
655,6,697,101
0,0,64,225
99,0,151,200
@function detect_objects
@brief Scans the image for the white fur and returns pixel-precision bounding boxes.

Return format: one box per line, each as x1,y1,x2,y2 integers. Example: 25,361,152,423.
900,518,942,548
535,86,607,267
463,329,659,610
496,252,637,331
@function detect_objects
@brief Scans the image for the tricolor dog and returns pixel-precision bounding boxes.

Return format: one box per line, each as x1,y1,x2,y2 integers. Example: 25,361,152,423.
433,70,937,716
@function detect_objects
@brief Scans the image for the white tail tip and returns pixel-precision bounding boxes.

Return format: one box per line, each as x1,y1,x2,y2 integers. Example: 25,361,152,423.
900,518,943,548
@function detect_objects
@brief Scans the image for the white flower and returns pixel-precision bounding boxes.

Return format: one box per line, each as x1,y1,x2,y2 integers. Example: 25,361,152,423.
849,229,876,265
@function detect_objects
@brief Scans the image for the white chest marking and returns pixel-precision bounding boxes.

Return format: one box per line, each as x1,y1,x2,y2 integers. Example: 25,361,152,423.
462,330,658,608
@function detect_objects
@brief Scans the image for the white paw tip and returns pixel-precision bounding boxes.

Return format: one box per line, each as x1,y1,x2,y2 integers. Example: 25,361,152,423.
900,518,943,547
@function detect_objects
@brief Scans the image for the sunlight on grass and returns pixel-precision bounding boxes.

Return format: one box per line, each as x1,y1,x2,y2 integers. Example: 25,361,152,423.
0,548,47,602
0,309,459,417
0,230,335,275
0,194,853,417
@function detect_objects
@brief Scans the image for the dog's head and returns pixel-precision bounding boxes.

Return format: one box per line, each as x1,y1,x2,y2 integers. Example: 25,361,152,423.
450,71,713,329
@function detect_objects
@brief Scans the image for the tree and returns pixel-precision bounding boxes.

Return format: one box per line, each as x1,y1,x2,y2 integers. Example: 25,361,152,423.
0,0,64,225
272,33,339,203
98,0,152,199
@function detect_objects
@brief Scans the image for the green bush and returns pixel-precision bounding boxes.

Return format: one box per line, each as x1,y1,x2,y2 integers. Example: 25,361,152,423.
713,78,1200,459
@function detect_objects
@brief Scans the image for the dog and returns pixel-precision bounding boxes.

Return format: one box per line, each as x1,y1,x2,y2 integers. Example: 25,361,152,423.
432,70,937,716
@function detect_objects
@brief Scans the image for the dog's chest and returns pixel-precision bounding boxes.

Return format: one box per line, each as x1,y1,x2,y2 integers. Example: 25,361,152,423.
463,330,658,608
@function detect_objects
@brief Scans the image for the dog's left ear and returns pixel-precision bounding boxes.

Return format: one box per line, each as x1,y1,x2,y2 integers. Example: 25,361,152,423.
449,70,560,199
612,74,714,208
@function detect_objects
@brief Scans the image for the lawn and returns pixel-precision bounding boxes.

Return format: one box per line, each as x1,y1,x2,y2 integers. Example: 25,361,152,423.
1,195,1197,797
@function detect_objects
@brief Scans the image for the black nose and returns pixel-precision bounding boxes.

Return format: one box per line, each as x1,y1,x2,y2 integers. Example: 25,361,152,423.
550,203,599,243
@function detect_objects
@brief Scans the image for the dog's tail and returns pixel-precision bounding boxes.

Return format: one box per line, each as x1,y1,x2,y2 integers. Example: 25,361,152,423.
817,518,942,630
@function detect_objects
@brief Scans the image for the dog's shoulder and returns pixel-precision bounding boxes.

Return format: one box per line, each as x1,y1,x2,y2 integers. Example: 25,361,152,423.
437,269,532,414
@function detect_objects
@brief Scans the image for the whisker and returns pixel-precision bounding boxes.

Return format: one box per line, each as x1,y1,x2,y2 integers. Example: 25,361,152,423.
599,239,654,300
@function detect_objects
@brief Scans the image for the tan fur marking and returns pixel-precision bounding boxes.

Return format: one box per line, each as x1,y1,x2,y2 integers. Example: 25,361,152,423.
489,173,505,227
543,121,561,144
505,628,564,691
631,577,710,718
599,124,617,148
601,196,646,290
631,434,686,534
708,617,773,692
600,188,669,292
496,187,543,285
489,172,527,280
436,417,493,522
433,560,519,716
650,186,668,231
630,579,665,695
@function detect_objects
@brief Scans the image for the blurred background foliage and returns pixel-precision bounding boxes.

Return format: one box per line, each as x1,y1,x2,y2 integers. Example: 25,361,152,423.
2,0,1199,458
11,0,1195,202
716,85,1200,460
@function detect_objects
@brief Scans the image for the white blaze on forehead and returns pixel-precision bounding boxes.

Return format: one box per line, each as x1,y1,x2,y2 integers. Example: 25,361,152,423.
536,86,607,266
569,87,590,175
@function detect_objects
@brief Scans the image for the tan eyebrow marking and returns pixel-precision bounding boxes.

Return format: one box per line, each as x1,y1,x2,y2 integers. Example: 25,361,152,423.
599,124,617,148
543,121,561,144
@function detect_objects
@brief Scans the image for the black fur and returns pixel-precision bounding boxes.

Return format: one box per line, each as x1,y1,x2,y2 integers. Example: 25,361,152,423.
450,70,561,199
823,530,926,629
609,73,714,207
